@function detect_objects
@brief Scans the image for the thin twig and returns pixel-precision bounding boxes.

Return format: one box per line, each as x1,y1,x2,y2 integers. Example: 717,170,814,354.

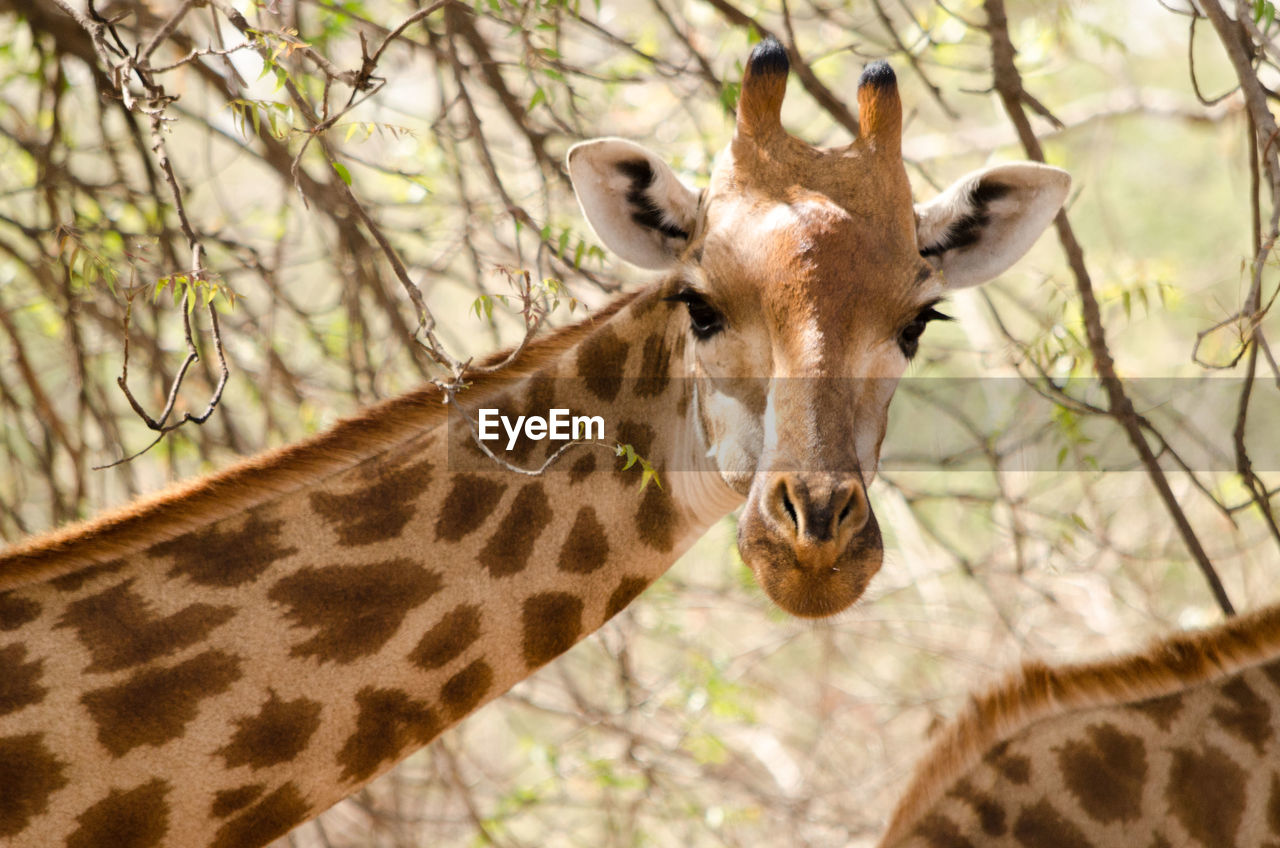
984,0,1236,617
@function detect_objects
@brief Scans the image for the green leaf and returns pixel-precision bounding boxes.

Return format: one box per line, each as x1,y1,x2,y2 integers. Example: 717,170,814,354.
331,160,352,185
639,465,661,491
471,295,495,320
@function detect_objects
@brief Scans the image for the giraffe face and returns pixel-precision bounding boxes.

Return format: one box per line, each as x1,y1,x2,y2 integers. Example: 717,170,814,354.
681,161,920,618
569,39,1069,618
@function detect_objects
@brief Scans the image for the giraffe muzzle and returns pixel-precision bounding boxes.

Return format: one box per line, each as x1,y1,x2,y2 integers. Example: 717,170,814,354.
737,471,883,618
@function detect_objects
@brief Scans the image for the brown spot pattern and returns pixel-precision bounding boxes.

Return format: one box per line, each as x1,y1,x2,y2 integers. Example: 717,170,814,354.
435,474,508,542
478,482,552,577
152,513,298,588
521,592,584,669
57,580,235,673
1057,722,1147,824
209,783,310,848
1166,745,1246,847
0,592,39,631
577,327,629,402
557,507,610,574
606,576,650,620
66,778,170,848
569,452,597,484
50,559,125,593
635,483,678,552
216,691,322,771
337,687,439,783
440,659,494,720
1131,690,1185,732
1260,657,1280,693
0,643,45,717
947,778,1006,836
635,333,671,398
983,740,1031,785
410,604,482,671
1012,801,1092,848
81,649,242,758
211,784,265,819
0,733,68,837
913,814,977,848
1212,677,1273,755
269,558,442,664
309,457,435,546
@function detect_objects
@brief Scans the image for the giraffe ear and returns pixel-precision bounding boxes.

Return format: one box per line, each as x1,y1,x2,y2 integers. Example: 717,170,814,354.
567,138,699,270
915,163,1070,289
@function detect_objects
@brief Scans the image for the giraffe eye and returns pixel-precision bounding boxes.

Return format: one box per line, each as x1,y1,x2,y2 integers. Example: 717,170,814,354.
665,288,725,340
898,305,950,359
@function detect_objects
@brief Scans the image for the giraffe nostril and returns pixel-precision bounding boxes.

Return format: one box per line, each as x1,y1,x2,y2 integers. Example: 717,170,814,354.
780,486,798,530
836,483,870,534
838,495,854,525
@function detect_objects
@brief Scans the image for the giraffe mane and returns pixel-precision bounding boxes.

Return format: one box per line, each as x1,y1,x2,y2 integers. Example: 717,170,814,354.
880,602,1280,845
0,288,645,592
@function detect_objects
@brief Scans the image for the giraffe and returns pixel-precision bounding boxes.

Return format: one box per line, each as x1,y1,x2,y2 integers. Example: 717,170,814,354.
878,602,1280,848
0,39,1066,847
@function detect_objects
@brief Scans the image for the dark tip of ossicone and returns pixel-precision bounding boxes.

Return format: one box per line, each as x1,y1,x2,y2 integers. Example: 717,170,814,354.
747,36,789,77
857,59,896,90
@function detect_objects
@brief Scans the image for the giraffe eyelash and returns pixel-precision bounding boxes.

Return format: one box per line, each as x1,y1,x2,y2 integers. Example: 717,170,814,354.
898,302,951,359
665,287,726,340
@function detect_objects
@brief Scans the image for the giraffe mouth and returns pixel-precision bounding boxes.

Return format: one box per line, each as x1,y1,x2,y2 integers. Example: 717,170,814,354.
736,500,883,618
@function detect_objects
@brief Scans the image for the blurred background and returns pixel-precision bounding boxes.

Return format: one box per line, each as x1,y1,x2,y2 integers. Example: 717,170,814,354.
0,0,1277,845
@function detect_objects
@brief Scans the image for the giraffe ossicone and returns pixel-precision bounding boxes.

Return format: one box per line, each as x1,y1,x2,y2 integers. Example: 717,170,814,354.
0,38,1065,847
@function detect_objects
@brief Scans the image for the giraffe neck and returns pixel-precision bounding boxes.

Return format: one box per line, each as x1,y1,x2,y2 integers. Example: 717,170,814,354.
880,604,1280,848
0,281,740,847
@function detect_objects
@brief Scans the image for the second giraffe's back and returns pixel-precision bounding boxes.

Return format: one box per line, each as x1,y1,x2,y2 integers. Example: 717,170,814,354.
881,604,1280,848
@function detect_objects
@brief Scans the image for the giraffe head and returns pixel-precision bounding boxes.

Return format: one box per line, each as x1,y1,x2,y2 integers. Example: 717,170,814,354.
568,39,1069,618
